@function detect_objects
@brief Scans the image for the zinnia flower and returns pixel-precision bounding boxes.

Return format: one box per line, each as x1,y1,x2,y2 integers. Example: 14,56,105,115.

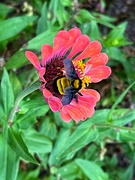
25,27,111,122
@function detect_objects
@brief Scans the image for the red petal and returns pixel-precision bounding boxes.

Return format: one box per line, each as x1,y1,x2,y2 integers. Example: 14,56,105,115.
65,104,84,122
74,41,102,60
69,27,81,37
81,89,100,102
86,53,108,68
78,95,97,107
53,30,69,54
77,96,96,117
79,102,95,118
60,107,72,122
42,88,52,98
48,97,62,112
38,67,46,82
87,66,112,82
60,27,82,55
25,51,41,70
68,35,90,59
42,44,53,66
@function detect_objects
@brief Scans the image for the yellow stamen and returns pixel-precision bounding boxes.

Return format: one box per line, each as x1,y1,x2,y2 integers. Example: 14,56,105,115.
73,60,91,89
82,76,91,88
76,60,86,73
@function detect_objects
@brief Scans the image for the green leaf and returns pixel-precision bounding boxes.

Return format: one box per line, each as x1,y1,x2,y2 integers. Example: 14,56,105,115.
107,46,126,62
17,101,49,129
8,127,39,164
75,159,109,180
22,129,52,153
5,50,28,70
116,130,135,142
0,126,19,180
24,28,59,51
17,167,40,180
0,105,5,123
56,7,70,27
58,161,81,180
75,9,115,28
74,9,92,24
0,15,37,41
104,22,132,47
54,112,74,128
107,81,135,122
9,71,22,98
39,117,57,140
49,122,98,166
0,3,13,19
90,109,135,126
1,68,14,117
80,21,101,41
36,3,48,35
48,0,63,25
19,99,48,114
60,0,72,6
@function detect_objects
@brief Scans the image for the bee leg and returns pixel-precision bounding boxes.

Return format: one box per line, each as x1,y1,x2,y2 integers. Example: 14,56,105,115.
78,92,83,96
74,94,78,103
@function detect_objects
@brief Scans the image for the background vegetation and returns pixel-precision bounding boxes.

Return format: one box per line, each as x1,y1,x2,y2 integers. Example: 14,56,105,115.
0,0,135,179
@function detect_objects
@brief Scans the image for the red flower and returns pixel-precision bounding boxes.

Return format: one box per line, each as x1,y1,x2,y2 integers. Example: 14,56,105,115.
25,27,111,122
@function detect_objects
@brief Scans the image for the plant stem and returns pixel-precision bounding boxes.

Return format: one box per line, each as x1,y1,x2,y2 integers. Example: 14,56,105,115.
95,123,135,132
8,81,40,123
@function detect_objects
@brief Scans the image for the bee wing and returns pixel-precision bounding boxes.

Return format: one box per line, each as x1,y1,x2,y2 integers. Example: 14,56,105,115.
64,58,79,80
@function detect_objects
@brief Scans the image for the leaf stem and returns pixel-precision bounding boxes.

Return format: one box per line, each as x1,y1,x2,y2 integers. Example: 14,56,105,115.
8,81,40,124
95,123,135,132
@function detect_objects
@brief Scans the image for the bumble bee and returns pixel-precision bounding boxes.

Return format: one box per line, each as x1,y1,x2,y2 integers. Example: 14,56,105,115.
53,59,83,105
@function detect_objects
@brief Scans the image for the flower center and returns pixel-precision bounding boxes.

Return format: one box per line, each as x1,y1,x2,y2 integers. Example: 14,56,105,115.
44,58,90,99
44,56,64,98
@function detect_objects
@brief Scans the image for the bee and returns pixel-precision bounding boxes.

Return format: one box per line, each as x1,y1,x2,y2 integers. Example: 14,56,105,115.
53,59,83,105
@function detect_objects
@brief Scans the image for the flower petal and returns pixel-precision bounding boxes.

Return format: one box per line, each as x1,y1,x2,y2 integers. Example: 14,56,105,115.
78,95,97,107
60,107,72,122
42,88,52,98
42,44,53,66
81,89,100,102
68,35,90,59
86,53,108,68
77,95,96,117
86,66,112,82
38,67,46,82
48,97,62,112
65,104,84,122
60,27,82,56
25,51,41,70
53,30,69,55
69,27,81,37
74,41,102,60
79,102,95,118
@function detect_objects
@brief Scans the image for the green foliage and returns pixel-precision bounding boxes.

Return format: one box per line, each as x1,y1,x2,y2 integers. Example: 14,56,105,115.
103,22,132,47
0,133,19,180
8,126,39,165
1,68,14,118
0,1,135,180
0,16,37,41
75,159,109,180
